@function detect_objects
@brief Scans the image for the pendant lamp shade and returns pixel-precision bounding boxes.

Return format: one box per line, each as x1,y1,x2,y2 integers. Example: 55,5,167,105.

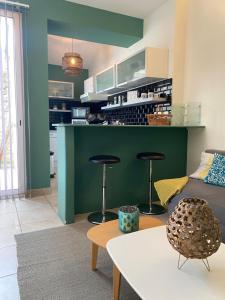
62,52,83,76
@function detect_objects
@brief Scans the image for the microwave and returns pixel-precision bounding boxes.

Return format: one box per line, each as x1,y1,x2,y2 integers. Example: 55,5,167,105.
72,107,90,119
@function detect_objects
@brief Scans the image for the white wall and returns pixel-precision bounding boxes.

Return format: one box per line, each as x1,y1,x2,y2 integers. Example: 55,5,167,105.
183,0,225,173
48,35,115,70
88,0,176,77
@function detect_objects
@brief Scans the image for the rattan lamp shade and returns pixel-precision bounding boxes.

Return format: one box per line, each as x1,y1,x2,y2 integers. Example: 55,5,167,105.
167,198,222,260
62,52,83,76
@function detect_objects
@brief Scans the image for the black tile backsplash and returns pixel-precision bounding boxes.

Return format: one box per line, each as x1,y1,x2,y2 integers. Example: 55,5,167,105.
104,79,172,125
49,79,172,129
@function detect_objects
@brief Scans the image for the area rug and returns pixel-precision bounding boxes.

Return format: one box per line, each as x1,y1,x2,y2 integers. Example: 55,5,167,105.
15,222,140,300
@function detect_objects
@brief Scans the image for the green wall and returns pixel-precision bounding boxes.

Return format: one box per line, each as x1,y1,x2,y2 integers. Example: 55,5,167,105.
57,126,188,223
48,64,88,100
20,0,143,189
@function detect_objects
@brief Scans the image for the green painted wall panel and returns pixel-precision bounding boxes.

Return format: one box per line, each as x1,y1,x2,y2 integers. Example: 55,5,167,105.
46,0,143,47
21,0,143,189
47,21,141,47
56,126,188,223
57,126,75,224
24,13,50,189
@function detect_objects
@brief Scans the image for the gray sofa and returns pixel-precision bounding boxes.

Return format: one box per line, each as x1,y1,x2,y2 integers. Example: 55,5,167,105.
168,149,225,242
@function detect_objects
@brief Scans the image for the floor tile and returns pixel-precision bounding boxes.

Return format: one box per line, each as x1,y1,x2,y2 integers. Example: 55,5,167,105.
46,194,57,206
75,213,89,223
0,213,20,230
0,227,21,248
15,196,52,212
0,274,20,300
17,206,60,225
0,199,17,215
21,219,64,233
0,245,17,278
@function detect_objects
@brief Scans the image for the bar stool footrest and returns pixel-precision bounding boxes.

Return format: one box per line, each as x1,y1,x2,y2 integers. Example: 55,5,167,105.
137,203,166,215
88,211,118,225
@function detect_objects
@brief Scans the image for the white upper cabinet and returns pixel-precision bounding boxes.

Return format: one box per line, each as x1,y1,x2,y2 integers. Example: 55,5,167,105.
48,80,74,99
84,47,168,97
81,76,108,102
96,65,122,94
84,76,95,94
116,47,169,89
96,66,115,93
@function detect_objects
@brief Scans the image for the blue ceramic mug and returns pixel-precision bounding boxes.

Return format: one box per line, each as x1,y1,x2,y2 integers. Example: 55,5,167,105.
118,206,139,233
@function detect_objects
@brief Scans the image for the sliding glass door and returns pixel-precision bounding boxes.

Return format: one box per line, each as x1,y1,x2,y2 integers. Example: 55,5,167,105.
0,9,26,198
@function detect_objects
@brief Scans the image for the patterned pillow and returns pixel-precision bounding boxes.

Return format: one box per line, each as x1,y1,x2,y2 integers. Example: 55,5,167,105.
204,153,225,187
190,152,214,180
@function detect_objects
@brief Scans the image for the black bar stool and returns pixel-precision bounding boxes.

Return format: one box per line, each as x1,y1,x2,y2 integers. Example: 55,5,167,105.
88,155,120,225
137,152,166,215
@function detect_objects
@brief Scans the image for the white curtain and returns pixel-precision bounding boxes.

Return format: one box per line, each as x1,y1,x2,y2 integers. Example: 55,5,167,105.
0,6,26,199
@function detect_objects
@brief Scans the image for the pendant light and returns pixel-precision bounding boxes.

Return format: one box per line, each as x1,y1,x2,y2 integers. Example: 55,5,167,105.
62,39,83,76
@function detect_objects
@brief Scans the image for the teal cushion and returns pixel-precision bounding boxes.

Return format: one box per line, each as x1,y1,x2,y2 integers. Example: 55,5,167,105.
204,153,225,187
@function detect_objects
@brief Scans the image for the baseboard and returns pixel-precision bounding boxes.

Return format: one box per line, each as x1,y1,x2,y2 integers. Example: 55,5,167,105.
25,187,51,198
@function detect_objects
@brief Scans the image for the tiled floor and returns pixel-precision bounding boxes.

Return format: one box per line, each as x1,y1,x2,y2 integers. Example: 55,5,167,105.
0,179,64,300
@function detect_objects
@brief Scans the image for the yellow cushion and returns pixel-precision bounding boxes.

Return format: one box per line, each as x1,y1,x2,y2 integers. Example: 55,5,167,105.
154,176,189,207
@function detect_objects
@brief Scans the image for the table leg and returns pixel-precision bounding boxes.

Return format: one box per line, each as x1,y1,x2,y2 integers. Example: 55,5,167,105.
113,264,121,300
91,243,99,271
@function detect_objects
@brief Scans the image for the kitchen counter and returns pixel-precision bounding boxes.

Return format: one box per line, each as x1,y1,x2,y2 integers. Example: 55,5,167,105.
56,124,204,224
54,124,205,128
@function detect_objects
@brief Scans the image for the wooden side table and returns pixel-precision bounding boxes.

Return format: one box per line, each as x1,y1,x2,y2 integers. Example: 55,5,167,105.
87,216,164,300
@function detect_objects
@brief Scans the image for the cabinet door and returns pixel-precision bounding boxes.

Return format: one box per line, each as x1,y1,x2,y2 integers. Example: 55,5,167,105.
48,81,74,99
117,50,146,86
84,77,95,93
96,66,115,93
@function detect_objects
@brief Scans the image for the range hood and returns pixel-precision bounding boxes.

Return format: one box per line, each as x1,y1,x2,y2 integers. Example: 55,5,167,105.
80,92,108,103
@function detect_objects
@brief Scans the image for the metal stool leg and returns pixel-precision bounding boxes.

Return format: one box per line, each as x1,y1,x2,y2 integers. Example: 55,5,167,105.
138,160,166,215
102,164,106,222
149,160,153,212
88,164,118,225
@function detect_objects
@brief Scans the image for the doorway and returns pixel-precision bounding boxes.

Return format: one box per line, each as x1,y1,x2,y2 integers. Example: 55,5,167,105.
0,9,26,198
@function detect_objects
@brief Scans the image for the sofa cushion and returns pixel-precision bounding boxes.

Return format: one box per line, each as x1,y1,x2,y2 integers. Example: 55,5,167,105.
205,153,225,187
205,149,225,156
190,152,214,180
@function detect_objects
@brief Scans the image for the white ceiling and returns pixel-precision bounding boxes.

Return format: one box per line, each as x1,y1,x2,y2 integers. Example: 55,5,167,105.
48,35,119,69
65,0,168,18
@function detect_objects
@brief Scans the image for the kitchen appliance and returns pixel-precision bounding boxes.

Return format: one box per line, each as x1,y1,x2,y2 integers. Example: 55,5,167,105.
71,107,90,125
87,113,106,124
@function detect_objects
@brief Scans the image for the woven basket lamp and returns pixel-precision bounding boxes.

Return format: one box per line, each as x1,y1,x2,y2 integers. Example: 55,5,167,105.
167,198,222,271
62,52,83,76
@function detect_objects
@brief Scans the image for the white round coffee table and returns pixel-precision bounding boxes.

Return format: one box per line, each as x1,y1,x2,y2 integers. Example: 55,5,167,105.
107,226,225,300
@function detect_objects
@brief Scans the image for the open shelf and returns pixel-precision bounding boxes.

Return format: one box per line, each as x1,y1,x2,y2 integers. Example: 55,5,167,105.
48,98,76,101
101,98,168,111
49,109,71,113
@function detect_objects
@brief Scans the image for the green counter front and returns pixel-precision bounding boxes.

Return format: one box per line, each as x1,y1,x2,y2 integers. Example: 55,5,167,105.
56,125,193,224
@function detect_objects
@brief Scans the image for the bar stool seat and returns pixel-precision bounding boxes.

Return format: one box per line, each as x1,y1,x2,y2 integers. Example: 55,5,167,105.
88,155,120,225
137,152,165,161
137,151,166,215
90,155,120,165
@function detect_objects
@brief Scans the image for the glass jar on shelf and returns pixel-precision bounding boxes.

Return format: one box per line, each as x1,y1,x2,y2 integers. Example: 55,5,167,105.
184,102,201,126
171,104,185,126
